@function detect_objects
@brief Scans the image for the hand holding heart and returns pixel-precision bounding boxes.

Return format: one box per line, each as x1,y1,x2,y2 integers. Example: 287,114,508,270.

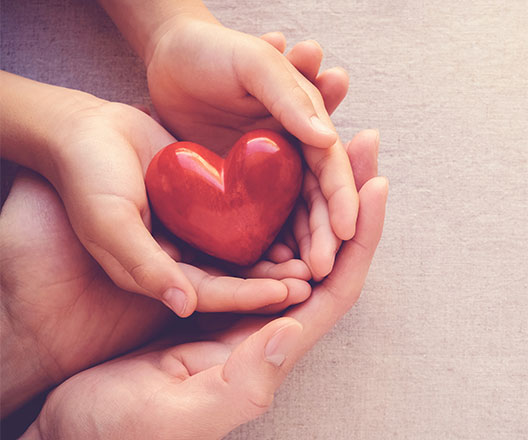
19,129,387,440
145,21,358,279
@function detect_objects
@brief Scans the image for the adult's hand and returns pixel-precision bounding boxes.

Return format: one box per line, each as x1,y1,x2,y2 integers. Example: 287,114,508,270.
0,168,310,416
0,72,310,318
22,130,387,439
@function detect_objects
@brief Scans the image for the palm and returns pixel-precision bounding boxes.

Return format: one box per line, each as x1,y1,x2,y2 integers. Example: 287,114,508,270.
148,22,301,153
1,169,172,387
24,128,386,439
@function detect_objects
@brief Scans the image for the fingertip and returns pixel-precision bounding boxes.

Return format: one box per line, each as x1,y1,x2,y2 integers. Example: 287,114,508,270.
260,31,287,53
309,245,336,280
330,186,359,240
266,243,295,263
309,116,338,147
162,287,193,317
264,317,304,367
268,279,290,304
281,278,312,304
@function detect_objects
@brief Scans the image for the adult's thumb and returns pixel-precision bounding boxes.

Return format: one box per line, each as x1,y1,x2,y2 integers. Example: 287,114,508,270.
219,318,303,425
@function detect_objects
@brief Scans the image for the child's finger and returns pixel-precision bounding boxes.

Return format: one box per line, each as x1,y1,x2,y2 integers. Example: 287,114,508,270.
178,263,289,313
238,39,337,149
260,31,287,53
301,138,359,241
240,258,312,281
314,67,350,115
265,242,295,263
251,278,312,314
292,199,312,273
285,39,323,83
301,170,341,280
298,62,356,241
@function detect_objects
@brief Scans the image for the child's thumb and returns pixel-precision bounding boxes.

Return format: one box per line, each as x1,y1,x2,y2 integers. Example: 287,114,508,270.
78,204,197,317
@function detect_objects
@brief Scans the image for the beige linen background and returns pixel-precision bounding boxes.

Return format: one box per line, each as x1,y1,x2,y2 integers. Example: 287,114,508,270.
2,0,527,438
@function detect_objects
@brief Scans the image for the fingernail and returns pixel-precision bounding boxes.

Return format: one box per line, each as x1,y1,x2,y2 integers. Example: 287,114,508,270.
162,288,187,316
264,321,303,367
310,115,335,136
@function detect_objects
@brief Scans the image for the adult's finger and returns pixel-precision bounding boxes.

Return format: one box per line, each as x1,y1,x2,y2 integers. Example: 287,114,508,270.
189,317,303,437
345,129,380,190
286,176,388,360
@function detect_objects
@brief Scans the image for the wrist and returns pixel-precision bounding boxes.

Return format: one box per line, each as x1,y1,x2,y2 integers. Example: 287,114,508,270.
98,0,220,66
0,305,51,416
0,72,105,185
20,420,45,440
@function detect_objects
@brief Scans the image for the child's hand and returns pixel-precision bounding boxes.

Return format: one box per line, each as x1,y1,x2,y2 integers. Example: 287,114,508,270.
0,72,310,319
98,0,357,279
146,22,357,278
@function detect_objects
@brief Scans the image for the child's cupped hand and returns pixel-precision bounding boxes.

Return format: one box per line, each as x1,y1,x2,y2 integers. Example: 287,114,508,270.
37,91,311,317
146,20,358,280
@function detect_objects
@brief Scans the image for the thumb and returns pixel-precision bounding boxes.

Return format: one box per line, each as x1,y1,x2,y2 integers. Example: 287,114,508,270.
76,199,197,317
204,318,303,435
238,38,337,148
224,318,302,418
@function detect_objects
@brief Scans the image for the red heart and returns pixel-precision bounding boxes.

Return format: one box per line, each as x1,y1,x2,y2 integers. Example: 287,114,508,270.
145,129,303,265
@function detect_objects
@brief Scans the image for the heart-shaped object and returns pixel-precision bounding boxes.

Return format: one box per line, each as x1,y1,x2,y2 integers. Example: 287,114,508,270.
146,129,303,265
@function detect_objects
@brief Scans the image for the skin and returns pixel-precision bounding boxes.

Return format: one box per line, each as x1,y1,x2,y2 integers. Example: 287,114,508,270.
18,129,387,439
0,40,350,417
98,0,359,279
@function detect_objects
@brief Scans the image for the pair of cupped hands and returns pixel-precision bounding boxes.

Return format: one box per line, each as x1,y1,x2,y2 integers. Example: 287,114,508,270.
2,20,387,439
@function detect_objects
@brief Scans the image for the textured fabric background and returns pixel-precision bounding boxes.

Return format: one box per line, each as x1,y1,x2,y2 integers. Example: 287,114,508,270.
2,0,527,438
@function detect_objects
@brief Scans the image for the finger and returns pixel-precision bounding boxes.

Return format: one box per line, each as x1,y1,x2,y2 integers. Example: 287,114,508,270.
203,317,303,435
302,137,359,240
345,129,380,190
238,38,337,148
260,31,287,53
155,233,183,261
282,228,299,256
78,199,197,317
302,65,356,240
285,40,323,83
302,169,341,280
252,278,312,314
265,242,295,263
314,67,349,115
286,176,389,359
292,199,312,270
179,263,289,313
241,259,311,281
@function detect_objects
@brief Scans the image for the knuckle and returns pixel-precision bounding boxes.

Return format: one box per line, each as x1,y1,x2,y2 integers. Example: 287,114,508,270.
244,387,275,416
129,261,155,289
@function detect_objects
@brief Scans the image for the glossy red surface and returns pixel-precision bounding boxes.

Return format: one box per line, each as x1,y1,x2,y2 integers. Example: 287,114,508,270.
145,130,303,265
